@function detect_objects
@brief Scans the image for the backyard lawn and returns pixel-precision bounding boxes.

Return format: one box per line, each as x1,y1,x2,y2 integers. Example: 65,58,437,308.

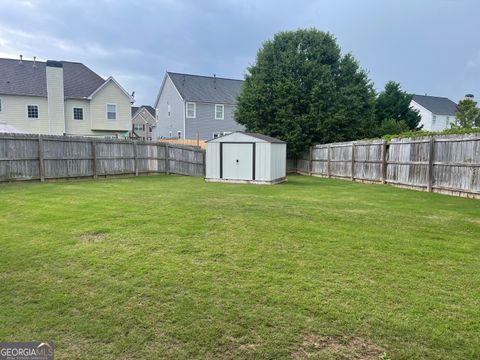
0,175,479,359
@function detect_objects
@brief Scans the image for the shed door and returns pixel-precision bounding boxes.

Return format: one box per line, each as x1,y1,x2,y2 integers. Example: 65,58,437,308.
222,143,254,180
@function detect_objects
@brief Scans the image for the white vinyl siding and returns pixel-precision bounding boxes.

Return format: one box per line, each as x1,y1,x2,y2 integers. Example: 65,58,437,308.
27,105,39,119
215,104,224,120
186,102,196,118
107,104,117,120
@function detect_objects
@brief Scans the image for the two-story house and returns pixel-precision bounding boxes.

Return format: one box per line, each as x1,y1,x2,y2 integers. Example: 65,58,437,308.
131,105,155,140
410,95,458,131
153,72,245,140
0,56,133,137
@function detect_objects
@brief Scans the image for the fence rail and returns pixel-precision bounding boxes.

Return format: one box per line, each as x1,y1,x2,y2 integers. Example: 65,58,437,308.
0,133,205,182
294,134,480,198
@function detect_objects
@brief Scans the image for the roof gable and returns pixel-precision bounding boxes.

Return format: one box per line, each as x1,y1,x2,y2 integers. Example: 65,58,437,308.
132,105,156,125
167,72,244,104
412,95,458,116
206,131,286,144
0,58,105,99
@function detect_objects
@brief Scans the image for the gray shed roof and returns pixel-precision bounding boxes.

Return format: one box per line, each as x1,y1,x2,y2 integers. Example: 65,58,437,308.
0,58,105,99
206,131,286,144
412,95,458,116
168,72,243,104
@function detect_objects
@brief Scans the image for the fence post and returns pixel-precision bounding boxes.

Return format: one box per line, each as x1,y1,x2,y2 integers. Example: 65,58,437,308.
91,139,98,179
309,146,313,175
327,145,331,178
381,140,387,184
427,137,435,192
38,134,45,182
133,140,139,176
165,143,170,175
351,142,355,181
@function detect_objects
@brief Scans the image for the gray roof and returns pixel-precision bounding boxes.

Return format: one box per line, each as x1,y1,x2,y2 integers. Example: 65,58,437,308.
168,72,243,104
0,58,105,99
412,95,458,116
243,132,286,143
132,105,155,117
206,131,286,144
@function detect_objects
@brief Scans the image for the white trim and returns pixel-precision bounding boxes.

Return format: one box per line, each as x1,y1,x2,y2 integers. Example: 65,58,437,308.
183,100,186,140
186,102,196,118
26,104,39,120
72,106,84,120
88,76,133,102
106,103,117,121
215,104,225,120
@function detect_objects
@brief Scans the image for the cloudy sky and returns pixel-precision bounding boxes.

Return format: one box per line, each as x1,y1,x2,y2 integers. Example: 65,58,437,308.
0,0,479,105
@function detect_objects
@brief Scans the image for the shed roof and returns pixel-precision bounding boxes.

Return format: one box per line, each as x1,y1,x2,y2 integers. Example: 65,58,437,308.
167,72,244,104
0,58,105,99
412,95,458,116
206,131,286,144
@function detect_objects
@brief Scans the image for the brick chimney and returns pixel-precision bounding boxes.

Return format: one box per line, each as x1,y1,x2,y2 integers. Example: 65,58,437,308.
46,60,65,135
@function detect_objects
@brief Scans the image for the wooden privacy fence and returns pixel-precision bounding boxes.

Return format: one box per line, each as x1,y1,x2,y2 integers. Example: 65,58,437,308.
294,134,480,198
0,133,205,182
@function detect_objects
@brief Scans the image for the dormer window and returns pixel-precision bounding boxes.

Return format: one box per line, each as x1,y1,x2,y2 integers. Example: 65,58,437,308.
186,102,196,118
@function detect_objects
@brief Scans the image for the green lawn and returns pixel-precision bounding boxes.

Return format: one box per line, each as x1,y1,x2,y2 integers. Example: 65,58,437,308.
0,175,479,359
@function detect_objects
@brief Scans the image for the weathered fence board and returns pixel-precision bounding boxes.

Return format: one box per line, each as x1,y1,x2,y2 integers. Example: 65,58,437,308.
0,133,205,182
294,134,480,198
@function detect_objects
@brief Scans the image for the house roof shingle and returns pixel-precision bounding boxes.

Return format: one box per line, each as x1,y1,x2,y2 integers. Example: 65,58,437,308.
167,72,243,104
0,58,105,99
412,95,458,116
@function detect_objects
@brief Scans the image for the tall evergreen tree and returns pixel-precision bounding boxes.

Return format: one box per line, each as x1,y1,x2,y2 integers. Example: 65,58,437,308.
453,98,480,128
375,81,422,134
235,29,376,156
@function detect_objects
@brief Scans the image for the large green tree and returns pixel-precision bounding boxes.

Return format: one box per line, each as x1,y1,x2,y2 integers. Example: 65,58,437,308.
453,98,480,128
235,29,376,156
375,81,422,135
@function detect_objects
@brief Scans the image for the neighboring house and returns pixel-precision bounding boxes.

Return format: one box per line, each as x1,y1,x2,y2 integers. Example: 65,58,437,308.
0,56,133,137
131,105,155,140
410,95,458,131
153,72,245,141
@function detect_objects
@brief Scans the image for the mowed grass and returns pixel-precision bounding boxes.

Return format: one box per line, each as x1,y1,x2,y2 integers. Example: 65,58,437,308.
0,175,479,359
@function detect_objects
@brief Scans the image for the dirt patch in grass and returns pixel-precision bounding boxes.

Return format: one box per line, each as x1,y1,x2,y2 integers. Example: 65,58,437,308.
77,232,108,243
292,334,386,359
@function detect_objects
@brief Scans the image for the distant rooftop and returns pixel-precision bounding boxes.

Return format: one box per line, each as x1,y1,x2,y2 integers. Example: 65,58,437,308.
167,72,244,104
412,95,458,116
132,105,155,118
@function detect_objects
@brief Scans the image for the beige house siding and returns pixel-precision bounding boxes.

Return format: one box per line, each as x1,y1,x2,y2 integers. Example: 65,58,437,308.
90,81,131,134
65,99,93,136
0,95,49,134
132,110,155,140
46,66,65,135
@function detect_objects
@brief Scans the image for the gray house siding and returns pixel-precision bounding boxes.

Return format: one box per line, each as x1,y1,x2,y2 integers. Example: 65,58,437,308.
153,76,184,139
185,102,245,140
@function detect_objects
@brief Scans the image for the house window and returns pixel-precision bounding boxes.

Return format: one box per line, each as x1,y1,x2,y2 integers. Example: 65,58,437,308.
169,131,172,138
149,126,152,132
133,124,143,131
27,105,39,119
446,116,450,126
167,104,171,117
73,107,84,120
107,104,117,120
215,104,224,120
0,98,3,112
432,115,436,125
147,137,152,141
186,102,196,118
177,131,182,139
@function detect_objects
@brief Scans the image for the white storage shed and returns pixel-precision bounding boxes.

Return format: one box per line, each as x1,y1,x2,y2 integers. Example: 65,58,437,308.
205,132,287,184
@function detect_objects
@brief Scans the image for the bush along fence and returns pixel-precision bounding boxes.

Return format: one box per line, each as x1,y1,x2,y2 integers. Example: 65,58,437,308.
0,133,205,182
293,133,480,198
